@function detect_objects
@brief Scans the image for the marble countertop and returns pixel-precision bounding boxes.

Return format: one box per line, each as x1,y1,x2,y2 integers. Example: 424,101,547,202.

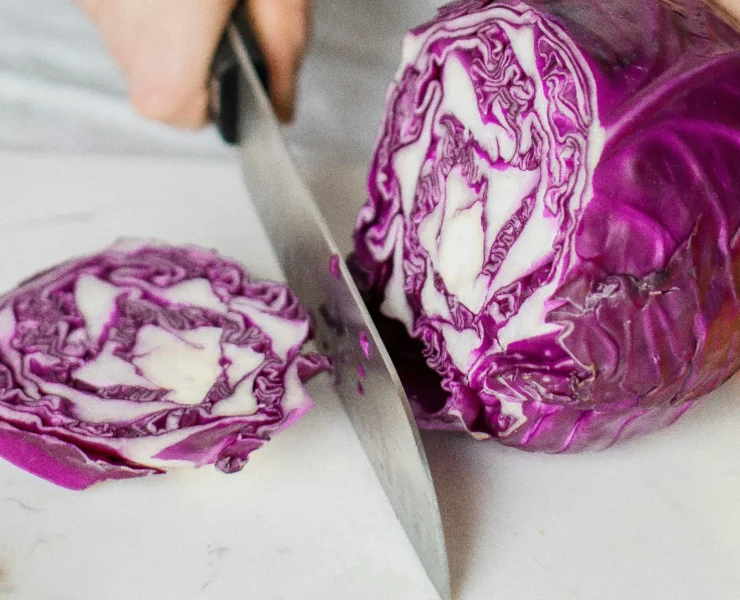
1,154,739,600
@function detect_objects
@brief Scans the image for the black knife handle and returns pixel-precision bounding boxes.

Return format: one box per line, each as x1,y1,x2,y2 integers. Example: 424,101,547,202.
209,11,269,145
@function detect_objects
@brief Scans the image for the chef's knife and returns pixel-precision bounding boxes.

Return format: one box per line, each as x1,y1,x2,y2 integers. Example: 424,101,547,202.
210,12,451,600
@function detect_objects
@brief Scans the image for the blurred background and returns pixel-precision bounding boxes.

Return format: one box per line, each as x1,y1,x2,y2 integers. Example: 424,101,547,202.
0,0,446,252
0,0,441,164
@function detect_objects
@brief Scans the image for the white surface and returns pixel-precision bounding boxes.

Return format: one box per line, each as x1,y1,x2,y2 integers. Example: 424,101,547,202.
0,155,438,600
424,386,740,600
1,155,739,600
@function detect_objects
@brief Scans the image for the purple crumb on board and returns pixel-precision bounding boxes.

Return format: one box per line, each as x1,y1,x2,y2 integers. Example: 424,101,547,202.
357,363,366,378
329,255,341,279
359,331,371,359
357,381,365,395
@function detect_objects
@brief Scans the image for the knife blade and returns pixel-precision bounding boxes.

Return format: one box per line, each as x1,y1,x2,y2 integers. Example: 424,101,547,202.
210,14,451,600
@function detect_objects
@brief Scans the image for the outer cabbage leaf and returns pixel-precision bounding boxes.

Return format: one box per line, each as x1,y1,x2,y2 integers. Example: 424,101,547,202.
0,240,329,489
351,0,740,451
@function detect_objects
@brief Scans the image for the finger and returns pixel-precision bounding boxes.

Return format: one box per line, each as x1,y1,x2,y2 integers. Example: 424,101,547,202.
247,0,311,123
78,0,237,129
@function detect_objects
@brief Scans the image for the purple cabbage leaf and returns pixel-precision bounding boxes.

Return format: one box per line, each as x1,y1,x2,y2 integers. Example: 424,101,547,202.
351,0,740,452
0,240,330,489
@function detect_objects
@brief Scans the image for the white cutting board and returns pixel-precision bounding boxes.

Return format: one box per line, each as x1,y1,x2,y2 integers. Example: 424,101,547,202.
1,155,740,600
0,154,438,600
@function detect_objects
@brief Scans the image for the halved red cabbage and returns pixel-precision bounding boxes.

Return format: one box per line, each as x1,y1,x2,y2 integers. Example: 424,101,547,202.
0,240,329,489
351,0,740,452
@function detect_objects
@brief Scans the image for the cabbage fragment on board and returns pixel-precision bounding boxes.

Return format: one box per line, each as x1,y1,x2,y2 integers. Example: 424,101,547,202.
351,0,740,452
0,240,330,490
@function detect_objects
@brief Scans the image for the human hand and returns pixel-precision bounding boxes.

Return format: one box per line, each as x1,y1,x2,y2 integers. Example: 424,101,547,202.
76,0,311,128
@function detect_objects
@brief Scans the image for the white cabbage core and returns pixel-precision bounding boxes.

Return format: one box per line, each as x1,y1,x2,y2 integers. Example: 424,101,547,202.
132,326,224,406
